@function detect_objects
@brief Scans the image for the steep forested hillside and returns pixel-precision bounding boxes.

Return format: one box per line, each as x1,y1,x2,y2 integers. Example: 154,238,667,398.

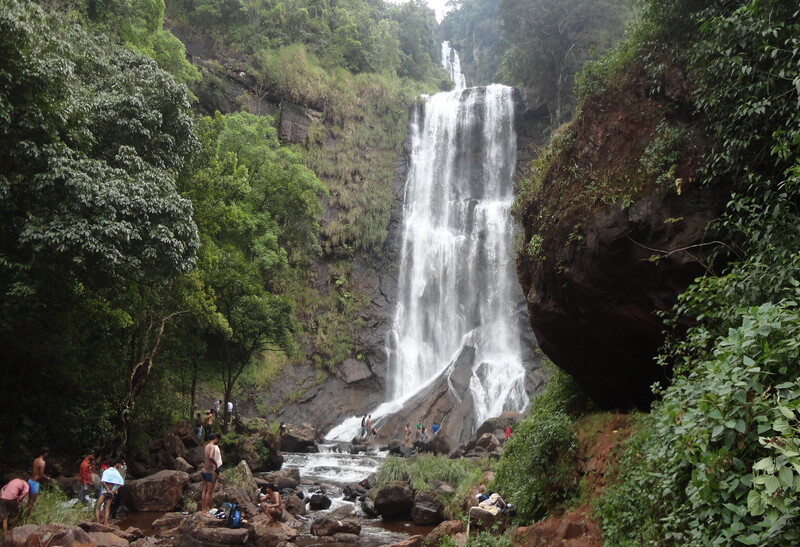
510,0,800,543
0,0,443,465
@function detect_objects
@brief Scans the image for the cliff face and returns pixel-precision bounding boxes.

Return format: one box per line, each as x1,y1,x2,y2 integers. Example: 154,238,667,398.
515,64,730,408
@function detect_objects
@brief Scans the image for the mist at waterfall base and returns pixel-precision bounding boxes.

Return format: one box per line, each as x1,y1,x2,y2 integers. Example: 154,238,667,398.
327,44,531,443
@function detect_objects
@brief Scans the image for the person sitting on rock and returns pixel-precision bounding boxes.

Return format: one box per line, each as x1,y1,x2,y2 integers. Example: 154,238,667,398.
258,483,282,524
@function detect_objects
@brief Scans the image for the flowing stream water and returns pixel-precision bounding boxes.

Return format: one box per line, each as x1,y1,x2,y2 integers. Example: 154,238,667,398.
328,44,529,441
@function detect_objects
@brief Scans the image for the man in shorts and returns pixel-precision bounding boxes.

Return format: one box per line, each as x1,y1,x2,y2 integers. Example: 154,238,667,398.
78,451,96,503
27,447,49,513
94,458,124,525
201,433,222,513
0,479,29,534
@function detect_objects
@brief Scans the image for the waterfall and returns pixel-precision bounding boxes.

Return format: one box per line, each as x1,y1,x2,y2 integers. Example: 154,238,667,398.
326,45,530,442
386,80,528,428
441,41,466,90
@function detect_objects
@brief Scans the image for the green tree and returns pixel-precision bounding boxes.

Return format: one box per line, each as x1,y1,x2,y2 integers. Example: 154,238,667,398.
499,0,630,123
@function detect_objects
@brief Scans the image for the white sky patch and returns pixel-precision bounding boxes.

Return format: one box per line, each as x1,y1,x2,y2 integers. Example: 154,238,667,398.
386,0,452,23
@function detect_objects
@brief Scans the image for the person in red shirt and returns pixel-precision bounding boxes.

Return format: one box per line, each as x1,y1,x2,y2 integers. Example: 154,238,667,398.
79,451,97,503
504,425,512,440
1,479,29,534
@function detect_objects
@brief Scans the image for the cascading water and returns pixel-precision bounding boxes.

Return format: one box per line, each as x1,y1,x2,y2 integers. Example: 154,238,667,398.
327,44,530,441
441,41,466,90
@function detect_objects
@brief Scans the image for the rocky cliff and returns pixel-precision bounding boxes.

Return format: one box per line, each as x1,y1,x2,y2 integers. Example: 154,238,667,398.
515,64,731,408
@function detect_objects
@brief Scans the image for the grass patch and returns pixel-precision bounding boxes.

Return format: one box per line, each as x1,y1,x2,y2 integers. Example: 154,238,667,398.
18,486,88,527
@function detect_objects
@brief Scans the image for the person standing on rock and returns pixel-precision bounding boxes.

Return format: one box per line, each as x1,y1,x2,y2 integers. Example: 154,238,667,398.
360,415,366,438
78,451,97,503
27,447,49,513
258,483,282,524
195,412,204,439
404,424,411,445
505,426,512,440
365,415,372,437
201,433,222,513
0,478,29,534
94,458,124,525
204,409,215,440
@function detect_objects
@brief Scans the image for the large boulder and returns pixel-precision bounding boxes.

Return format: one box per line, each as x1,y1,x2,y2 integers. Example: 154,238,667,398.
6,524,93,547
308,493,332,510
121,470,189,511
78,522,144,543
171,420,202,448
373,481,414,519
411,491,444,526
171,512,251,546
424,432,452,456
251,514,299,547
475,412,523,439
283,493,306,516
310,515,361,536
280,423,318,453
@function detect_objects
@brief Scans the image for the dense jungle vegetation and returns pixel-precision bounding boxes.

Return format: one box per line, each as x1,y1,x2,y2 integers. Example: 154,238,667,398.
4,0,799,543
0,0,445,464
506,0,800,544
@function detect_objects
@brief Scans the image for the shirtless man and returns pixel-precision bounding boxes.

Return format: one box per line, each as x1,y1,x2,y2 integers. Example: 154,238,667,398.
27,447,49,513
258,483,282,524
0,478,29,534
201,434,222,513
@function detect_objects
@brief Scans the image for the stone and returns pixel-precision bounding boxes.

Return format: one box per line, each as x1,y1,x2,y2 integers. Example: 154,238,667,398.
174,456,194,473
342,483,366,502
283,493,306,516
329,504,357,520
6,524,93,547
78,521,142,542
185,445,206,468
373,481,414,519
311,515,361,536
279,422,318,453
425,520,467,546
152,512,190,531
338,358,372,384
121,470,189,511
308,493,332,510
475,412,523,439
411,490,444,526
360,497,378,518
424,432,452,456
170,512,251,546
251,515,299,547
88,531,128,546
379,535,425,547
475,433,500,452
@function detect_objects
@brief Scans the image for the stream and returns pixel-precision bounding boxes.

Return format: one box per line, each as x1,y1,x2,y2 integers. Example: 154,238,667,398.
118,444,433,546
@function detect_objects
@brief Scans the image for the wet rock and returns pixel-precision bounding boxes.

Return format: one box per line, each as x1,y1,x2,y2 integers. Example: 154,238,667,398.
374,481,414,519
329,504,357,519
342,483,366,502
426,520,467,545
280,423,318,453
360,496,378,518
6,524,93,547
122,469,189,511
311,515,362,536
308,493,332,510
411,490,444,526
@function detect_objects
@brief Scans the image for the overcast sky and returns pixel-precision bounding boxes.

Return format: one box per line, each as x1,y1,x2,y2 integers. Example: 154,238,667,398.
387,0,452,23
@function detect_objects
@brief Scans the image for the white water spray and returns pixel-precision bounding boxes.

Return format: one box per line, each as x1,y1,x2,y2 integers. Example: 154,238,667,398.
327,44,529,441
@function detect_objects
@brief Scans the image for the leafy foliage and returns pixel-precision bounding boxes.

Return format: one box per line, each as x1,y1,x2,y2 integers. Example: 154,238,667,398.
592,0,800,544
491,364,584,522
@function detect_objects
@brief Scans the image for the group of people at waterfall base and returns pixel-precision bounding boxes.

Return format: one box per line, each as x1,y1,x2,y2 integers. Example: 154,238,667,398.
0,447,127,534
